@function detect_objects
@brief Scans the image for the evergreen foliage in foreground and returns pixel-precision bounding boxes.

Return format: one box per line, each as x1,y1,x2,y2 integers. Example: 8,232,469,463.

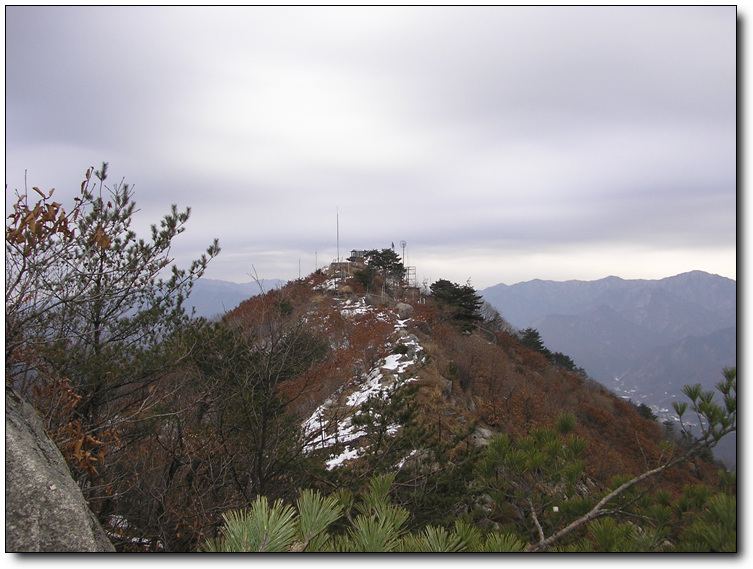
204,468,735,552
205,369,736,553
203,473,526,552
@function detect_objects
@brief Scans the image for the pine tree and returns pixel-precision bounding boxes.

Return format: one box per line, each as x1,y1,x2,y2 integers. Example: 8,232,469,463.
477,412,589,544
203,473,527,552
355,248,407,293
430,279,483,332
187,315,329,501
6,163,220,502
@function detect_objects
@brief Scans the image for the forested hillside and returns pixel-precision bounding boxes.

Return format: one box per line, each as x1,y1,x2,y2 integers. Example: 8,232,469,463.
480,272,737,467
6,169,735,552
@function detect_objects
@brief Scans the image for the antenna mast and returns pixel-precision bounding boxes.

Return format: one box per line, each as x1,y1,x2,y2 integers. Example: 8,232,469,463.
336,206,340,263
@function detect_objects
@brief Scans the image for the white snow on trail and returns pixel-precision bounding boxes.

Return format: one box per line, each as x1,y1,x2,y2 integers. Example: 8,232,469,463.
302,296,424,470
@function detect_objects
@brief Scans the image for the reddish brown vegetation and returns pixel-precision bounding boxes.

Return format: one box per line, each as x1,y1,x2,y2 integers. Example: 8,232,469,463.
14,274,723,550
410,306,721,497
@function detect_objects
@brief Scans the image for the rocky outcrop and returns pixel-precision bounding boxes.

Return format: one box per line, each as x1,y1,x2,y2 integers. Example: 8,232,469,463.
471,426,493,448
396,302,414,320
5,386,115,552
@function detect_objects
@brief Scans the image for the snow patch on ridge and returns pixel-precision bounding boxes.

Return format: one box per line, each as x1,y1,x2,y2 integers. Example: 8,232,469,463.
302,297,424,470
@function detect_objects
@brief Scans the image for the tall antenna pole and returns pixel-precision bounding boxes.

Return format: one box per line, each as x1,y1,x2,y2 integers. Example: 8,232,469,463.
336,206,340,263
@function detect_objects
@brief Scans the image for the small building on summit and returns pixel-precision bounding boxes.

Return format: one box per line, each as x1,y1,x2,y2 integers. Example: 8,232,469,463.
347,250,368,263
328,250,366,280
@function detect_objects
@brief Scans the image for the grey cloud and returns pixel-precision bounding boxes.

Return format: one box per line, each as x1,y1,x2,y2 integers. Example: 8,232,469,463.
5,6,736,287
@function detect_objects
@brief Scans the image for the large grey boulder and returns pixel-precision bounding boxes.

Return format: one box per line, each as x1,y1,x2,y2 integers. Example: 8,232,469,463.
471,426,493,448
396,302,414,320
5,386,115,552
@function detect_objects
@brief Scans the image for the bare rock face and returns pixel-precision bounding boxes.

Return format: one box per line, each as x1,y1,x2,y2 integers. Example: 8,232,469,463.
471,426,493,448
396,302,414,320
5,386,115,552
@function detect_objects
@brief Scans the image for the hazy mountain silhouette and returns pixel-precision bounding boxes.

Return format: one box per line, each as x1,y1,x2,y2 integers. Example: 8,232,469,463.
481,271,736,466
481,271,735,333
186,278,286,319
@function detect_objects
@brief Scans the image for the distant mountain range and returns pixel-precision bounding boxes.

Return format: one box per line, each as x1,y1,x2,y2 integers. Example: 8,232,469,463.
480,271,736,467
186,278,286,319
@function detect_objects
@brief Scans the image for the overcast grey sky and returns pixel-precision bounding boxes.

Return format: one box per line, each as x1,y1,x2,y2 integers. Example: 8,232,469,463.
5,5,737,289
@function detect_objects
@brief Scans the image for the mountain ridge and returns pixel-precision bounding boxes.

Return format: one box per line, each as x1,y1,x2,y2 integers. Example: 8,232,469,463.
187,278,287,319
480,271,735,330
480,270,736,466
88,266,732,549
